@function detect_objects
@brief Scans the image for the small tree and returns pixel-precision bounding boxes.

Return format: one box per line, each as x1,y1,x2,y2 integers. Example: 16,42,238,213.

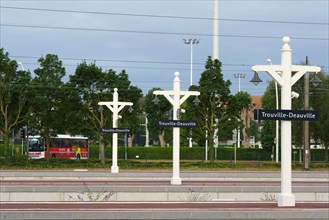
260,81,277,152
195,57,231,161
0,48,32,155
311,73,329,162
235,91,252,147
144,88,171,147
30,54,66,159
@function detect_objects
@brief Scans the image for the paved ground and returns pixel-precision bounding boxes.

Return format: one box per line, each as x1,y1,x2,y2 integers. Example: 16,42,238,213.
1,170,329,180
1,171,328,219
2,201,329,210
1,201,329,220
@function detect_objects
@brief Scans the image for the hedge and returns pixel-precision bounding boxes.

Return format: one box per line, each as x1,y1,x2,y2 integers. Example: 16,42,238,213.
89,146,328,162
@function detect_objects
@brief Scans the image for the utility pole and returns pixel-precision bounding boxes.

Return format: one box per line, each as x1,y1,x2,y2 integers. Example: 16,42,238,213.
213,0,219,59
304,56,310,170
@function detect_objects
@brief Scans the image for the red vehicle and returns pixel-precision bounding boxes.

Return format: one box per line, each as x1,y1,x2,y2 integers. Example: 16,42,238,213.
28,135,89,159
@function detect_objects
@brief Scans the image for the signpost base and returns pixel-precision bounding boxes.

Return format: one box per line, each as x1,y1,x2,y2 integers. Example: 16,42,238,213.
111,166,119,174
278,194,295,207
171,177,182,185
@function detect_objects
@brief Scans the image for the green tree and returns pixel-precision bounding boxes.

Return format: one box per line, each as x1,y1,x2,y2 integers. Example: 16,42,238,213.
117,84,143,147
30,54,66,158
235,91,252,147
195,57,232,161
0,48,32,155
260,81,278,152
144,88,172,147
68,62,142,162
311,73,329,161
109,71,143,147
249,120,260,144
291,70,306,163
68,61,110,164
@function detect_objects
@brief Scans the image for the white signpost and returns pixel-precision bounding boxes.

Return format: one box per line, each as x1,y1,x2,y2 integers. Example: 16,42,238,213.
251,36,321,207
153,72,200,185
98,88,133,173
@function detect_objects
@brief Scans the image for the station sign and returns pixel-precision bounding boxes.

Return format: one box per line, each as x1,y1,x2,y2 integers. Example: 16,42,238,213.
155,120,198,128
254,109,318,121
99,128,131,133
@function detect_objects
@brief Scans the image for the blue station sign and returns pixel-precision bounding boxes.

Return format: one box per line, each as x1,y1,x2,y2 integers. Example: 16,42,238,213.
254,109,319,121
99,128,131,133
155,120,198,128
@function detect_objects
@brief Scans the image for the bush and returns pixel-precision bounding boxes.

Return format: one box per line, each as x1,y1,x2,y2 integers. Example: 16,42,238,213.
87,145,328,162
0,154,30,168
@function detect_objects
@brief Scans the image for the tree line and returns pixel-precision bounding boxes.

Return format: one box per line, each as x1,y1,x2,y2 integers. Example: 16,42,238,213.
1,48,328,162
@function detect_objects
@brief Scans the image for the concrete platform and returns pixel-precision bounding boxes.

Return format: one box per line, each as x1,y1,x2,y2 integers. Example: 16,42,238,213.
1,171,328,202
1,171,328,219
1,201,329,220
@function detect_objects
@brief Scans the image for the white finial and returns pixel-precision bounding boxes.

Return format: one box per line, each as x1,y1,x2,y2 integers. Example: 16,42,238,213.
282,36,290,44
174,71,180,77
282,36,291,51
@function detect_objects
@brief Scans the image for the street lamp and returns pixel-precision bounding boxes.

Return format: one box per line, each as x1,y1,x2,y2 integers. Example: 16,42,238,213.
17,61,25,71
98,106,104,162
98,88,133,173
250,36,321,207
267,59,280,164
304,57,322,170
153,71,200,185
310,73,322,87
233,73,245,149
250,71,262,85
180,38,201,149
233,73,245,93
183,38,200,86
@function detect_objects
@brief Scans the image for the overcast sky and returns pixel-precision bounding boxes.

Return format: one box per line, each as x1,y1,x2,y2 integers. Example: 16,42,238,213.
1,0,328,96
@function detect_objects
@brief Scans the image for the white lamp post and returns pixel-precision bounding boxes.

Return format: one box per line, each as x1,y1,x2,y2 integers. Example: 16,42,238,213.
183,38,200,86
250,36,321,207
233,73,245,149
213,0,219,60
17,61,25,71
144,113,150,147
234,73,245,93
153,72,200,185
98,88,133,173
183,38,200,148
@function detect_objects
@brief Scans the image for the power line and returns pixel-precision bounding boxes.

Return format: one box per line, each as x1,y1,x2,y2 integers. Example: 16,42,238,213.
1,0,327,2
1,6,327,26
9,55,256,67
2,23,328,41
10,62,260,73
11,56,329,70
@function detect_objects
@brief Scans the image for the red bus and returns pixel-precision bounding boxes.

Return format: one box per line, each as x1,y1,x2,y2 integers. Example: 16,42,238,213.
28,135,89,159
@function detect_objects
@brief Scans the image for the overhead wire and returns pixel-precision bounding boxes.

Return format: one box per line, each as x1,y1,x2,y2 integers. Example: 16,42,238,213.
1,0,327,2
2,23,328,41
10,55,255,67
4,58,280,76
1,4,327,41
1,6,328,26
2,0,328,94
